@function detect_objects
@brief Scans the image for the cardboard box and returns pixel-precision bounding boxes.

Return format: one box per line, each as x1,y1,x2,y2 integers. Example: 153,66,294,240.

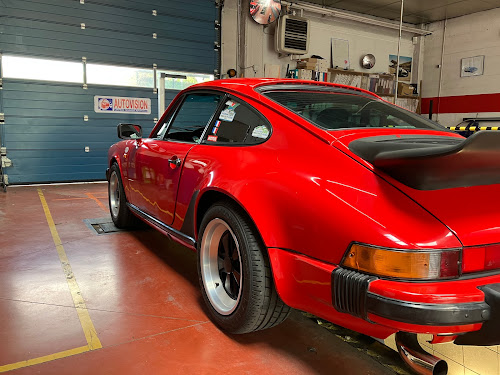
297,61,317,70
300,57,318,64
398,82,414,96
297,58,329,72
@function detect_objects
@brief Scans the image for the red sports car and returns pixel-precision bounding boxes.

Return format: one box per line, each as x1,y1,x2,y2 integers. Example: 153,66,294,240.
107,79,500,374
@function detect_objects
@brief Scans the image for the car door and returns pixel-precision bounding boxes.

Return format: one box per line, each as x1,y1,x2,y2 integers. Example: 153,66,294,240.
130,92,225,225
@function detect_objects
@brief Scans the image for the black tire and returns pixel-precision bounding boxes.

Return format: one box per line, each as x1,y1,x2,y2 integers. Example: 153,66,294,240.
197,201,290,334
108,163,137,228
1,166,6,193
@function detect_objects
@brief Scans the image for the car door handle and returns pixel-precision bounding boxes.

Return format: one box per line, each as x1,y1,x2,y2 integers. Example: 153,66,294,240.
168,156,182,169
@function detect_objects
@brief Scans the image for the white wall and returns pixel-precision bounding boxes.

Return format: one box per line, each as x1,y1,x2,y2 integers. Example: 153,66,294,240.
221,0,238,78
221,1,418,82
422,8,500,126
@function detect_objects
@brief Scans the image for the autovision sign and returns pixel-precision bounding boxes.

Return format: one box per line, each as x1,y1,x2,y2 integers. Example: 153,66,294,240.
94,96,151,114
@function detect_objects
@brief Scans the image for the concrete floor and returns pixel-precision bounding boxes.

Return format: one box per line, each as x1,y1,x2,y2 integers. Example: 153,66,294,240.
0,183,392,374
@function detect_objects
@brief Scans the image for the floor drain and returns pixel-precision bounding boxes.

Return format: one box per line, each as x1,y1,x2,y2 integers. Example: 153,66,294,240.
91,223,105,234
84,217,125,235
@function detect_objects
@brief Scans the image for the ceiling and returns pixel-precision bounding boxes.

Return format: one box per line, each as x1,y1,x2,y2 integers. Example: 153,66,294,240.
301,0,500,24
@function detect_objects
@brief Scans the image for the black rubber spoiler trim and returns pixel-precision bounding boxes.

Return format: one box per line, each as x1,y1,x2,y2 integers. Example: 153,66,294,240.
349,131,500,190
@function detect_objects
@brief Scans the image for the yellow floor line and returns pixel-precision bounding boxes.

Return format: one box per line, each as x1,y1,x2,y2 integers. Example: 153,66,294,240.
37,188,103,350
0,346,89,373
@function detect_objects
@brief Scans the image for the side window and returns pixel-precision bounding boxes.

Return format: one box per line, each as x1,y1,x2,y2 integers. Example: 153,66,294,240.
159,93,223,143
204,98,271,144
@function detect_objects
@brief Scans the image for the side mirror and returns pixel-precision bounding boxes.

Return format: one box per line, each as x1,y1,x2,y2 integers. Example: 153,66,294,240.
117,123,142,140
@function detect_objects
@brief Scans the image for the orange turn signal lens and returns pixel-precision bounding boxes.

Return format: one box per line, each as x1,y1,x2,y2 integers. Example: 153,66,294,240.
342,244,460,280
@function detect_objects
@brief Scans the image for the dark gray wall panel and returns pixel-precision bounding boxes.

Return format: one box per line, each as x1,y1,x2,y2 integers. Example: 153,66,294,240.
3,79,179,183
1,0,218,183
1,0,218,72
0,35,212,72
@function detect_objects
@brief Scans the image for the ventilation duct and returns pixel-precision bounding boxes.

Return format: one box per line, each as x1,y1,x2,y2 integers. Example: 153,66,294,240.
275,15,310,55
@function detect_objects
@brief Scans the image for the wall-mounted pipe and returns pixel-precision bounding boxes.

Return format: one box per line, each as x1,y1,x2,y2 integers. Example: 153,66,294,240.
436,17,448,123
395,332,448,375
281,1,431,36
394,0,404,104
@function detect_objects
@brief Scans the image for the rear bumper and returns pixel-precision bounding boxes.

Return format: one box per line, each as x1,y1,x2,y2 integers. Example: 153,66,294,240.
332,268,491,327
336,267,500,343
366,292,489,327
268,247,500,343
455,284,500,346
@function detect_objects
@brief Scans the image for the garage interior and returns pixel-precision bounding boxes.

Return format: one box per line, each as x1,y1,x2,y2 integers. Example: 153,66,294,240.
1,1,500,374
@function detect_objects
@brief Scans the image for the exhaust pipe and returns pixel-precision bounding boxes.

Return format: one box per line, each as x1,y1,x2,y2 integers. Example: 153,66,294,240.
395,332,448,375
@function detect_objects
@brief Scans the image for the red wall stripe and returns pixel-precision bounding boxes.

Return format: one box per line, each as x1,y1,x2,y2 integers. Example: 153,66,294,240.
421,93,500,114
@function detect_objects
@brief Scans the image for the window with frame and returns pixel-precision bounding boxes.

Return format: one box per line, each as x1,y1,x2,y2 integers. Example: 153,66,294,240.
263,90,444,131
158,93,223,143
204,98,271,144
2,55,83,83
1,55,214,89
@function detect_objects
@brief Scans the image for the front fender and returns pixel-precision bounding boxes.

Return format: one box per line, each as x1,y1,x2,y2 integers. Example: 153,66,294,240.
107,140,135,192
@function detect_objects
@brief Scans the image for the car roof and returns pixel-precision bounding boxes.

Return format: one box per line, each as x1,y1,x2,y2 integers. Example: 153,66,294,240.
191,78,381,100
180,79,384,146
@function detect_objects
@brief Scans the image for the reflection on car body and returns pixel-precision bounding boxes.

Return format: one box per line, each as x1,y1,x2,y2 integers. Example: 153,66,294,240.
107,78,500,374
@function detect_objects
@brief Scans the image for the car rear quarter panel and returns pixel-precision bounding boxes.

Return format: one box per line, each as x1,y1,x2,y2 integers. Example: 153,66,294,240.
172,98,461,267
333,129,500,247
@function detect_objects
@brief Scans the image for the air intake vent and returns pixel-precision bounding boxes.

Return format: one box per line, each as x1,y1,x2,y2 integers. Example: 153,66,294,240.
276,15,310,55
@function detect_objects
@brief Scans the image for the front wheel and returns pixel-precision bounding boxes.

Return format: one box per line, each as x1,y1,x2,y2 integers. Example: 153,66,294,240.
197,202,290,334
108,163,137,228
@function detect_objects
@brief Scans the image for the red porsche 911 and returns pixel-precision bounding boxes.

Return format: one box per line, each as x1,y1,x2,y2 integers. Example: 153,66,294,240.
107,79,500,374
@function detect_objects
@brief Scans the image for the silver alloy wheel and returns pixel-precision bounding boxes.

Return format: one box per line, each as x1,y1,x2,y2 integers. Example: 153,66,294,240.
109,171,120,219
200,218,243,315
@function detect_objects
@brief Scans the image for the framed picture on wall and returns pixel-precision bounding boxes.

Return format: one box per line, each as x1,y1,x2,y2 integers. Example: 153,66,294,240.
389,55,412,82
461,56,484,77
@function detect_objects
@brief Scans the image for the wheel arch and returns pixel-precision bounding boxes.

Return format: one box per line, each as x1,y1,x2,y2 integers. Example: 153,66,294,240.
109,155,120,169
108,155,133,204
195,189,266,249
108,155,126,185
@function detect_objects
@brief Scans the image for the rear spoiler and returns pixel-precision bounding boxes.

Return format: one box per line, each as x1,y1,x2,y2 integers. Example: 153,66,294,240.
349,131,500,190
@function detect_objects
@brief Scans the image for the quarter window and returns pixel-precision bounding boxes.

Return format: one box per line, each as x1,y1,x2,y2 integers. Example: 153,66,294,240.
160,93,223,143
204,98,271,144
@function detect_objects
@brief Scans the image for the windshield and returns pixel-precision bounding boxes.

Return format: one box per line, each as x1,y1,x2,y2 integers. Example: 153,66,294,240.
263,90,446,131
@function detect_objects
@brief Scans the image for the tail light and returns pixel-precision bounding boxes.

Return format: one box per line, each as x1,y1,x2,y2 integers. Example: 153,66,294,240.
342,243,461,280
462,244,500,274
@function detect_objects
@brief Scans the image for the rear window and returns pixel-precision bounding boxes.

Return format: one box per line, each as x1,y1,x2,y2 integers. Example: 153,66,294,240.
263,90,445,131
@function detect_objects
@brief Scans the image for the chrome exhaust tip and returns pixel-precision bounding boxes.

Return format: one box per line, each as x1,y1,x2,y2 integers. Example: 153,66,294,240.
395,332,448,375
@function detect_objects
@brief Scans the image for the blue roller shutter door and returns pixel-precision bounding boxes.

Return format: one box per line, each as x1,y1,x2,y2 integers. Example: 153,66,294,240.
0,0,218,183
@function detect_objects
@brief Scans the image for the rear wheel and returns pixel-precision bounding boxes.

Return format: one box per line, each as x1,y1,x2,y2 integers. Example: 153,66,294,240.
197,202,290,334
108,163,137,228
